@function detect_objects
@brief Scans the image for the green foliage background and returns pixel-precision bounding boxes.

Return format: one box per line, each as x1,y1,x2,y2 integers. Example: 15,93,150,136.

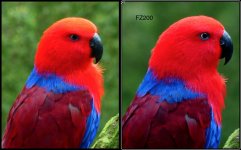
2,2,119,146
122,2,239,148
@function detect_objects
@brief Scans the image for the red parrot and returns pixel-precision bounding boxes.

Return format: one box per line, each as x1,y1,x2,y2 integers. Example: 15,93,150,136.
122,16,233,148
2,17,104,148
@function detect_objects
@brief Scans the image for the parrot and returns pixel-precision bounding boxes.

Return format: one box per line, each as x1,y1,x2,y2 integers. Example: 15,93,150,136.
2,17,104,148
122,16,233,148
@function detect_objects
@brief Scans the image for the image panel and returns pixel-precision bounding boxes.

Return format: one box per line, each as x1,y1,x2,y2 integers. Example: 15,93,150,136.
122,1,239,149
2,1,119,148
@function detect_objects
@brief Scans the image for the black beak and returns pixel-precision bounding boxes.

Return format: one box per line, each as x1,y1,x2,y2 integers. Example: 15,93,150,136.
90,33,103,63
220,30,233,65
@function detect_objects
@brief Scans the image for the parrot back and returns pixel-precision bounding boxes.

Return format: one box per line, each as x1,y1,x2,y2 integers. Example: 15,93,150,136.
122,69,221,148
2,68,100,148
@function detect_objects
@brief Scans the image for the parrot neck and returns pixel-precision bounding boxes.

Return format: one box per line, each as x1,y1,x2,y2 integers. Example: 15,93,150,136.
185,71,226,125
150,67,225,125
64,64,104,113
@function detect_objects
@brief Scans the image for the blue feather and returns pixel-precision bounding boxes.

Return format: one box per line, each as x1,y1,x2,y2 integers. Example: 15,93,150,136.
26,67,83,93
205,110,221,148
137,68,206,103
80,100,100,148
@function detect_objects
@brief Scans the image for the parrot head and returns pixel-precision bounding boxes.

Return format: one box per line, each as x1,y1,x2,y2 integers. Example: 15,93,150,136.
149,15,233,79
35,17,103,74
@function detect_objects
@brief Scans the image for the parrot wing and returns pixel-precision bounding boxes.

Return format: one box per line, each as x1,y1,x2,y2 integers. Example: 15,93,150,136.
122,94,212,148
2,85,98,148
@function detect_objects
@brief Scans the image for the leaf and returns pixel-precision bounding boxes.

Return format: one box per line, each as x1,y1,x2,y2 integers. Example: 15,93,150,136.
223,128,239,148
92,114,119,148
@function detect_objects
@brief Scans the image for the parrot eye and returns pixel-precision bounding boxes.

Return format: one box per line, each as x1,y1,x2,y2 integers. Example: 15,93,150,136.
69,34,80,41
200,32,210,40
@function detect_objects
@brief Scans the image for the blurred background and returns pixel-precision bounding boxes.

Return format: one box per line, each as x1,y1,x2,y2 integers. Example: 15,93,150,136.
122,2,239,147
2,2,119,146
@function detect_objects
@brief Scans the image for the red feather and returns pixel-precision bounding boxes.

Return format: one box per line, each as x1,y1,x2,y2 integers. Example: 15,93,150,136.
35,18,104,113
122,94,211,148
2,86,92,148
